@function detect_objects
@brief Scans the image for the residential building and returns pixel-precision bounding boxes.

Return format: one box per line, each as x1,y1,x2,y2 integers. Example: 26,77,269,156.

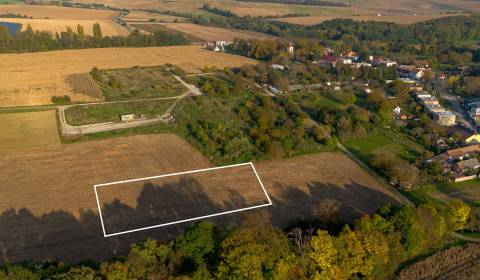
466,134,480,144
454,158,480,173
433,111,456,126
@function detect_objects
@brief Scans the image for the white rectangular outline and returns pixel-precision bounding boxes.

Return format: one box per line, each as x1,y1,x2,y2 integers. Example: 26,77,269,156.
94,162,272,237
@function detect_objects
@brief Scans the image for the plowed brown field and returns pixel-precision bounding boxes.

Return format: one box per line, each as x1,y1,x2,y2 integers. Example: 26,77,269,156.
0,134,400,263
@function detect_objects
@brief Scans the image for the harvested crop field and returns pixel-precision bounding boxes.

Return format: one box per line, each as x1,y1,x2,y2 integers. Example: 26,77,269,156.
0,134,400,263
123,10,187,22
153,22,277,41
0,46,257,107
0,18,129,36
273,13,464,25
0,4,119,19
0,110,59,150
396,243,480,280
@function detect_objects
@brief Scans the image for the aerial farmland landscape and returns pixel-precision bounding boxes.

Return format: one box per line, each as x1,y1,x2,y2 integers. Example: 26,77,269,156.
0,0,480,279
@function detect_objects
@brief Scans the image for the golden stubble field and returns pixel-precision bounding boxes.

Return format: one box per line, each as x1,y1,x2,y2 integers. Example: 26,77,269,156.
0,4,120,19
273,13,465,25
0,133,400,262
143,22,277,41
1,18,129,36
122,10,187,22
0,46,257,107
74,0,473,21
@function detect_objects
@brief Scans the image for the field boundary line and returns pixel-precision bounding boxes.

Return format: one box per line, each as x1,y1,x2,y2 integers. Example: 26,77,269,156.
93,162,272,237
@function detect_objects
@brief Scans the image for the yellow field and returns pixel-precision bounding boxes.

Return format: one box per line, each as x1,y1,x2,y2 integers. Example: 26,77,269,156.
0,4,119,19
73,0,473,23
0,110,59,150
274,13,465,25
157,22,277,41
123,10,186,22
0,46,257,107
1,18,129,36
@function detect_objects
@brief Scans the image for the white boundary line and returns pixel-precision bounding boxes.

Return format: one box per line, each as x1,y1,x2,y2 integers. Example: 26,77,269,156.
93,162,272,238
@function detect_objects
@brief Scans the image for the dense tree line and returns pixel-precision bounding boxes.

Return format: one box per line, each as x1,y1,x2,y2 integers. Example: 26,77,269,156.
0,23,190,53
0,200,470,279
171,9,479,53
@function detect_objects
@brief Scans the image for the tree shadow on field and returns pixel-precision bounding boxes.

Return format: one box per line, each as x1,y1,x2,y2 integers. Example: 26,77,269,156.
266,180,402,228
0,177,252,264
0,177,401,264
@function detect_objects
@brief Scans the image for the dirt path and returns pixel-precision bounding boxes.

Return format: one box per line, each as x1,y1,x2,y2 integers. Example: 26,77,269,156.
58,75,201,135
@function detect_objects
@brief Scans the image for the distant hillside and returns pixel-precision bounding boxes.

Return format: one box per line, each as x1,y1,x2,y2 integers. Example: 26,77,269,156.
235,0,350,7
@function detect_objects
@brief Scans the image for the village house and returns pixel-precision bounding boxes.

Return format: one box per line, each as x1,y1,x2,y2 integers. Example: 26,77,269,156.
413,91,456,126
434,111,456,126
318,54,338,68
206,41,233,52
454,158,480,173
270,64,286,70
438,144,480,161
398,64,431,81
466,134,480,144
372,58,397,67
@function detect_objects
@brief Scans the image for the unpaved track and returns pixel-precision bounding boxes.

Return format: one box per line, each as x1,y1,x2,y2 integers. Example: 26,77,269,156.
57,74,201,135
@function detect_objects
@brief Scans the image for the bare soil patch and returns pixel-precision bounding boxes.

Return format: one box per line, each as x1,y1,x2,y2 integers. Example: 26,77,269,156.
97,164,268,235
0,135,400,263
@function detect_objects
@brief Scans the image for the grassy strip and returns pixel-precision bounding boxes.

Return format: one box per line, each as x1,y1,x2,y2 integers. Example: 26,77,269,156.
65,100,175,126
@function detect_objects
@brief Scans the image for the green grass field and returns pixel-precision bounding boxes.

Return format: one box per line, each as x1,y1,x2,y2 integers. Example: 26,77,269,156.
65,100,175,126
343,131,425,163
424,179,480,205
92,65,187,102
0,110,60,150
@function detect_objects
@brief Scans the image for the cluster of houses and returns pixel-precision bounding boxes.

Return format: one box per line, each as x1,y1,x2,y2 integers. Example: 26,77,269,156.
206,41,233,52
397,60,433,81
431,144,480,182
412,91,456,126
316,51,398,69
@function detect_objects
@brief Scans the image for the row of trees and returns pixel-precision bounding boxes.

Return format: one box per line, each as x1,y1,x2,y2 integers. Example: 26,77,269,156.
0,201,471,279
0,23,189,53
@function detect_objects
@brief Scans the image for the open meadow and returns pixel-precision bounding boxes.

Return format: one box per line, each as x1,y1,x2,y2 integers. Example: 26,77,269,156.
409,179,480,206
0,134,400,263
0,110,59,150
0,46,256,107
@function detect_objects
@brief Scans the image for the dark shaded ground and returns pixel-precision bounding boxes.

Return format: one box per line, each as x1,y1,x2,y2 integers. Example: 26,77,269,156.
0,176,399,264
99,177,268,235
